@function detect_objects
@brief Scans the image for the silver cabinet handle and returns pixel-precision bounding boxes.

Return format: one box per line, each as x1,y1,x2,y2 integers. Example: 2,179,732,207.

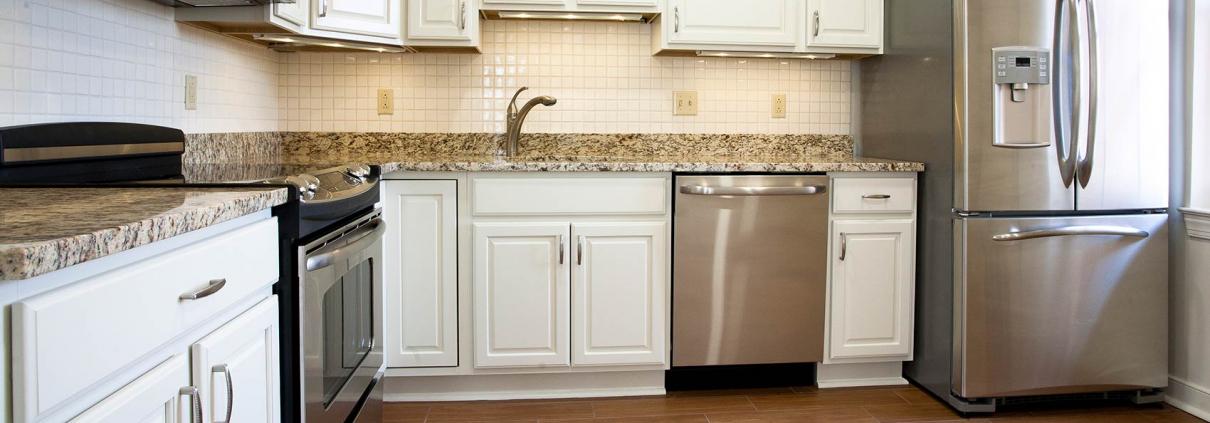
558,234,565,265
862,194,892,200
813,10,820,37
179,386,203,423
460,1,467,31
180,279,226,301
306,218,386,271
212,364,234,423
674,6,679,33
1077,0,1100,188
992,225,1149,242
679,185,827,196
577,236,584,266
839,232,847,261
319,0,330,17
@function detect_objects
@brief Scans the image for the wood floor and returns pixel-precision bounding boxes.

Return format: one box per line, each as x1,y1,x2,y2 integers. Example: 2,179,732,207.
384,385,1205,423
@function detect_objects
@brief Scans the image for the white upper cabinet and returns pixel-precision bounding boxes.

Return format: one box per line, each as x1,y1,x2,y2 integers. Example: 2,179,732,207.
70,355,193,423
190,297,281,423
273,0,310,30
571,222,667,366
828,219,914,361
473,222,571,368
806,0,883,49
665,0,799,48
384,181,460,368
312,0,403,39
407,0,479,46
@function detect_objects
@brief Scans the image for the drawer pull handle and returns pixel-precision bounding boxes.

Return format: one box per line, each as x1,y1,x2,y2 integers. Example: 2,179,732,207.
212,364,234,423
179,278,226,301
179,386,203,423
862,194,892,200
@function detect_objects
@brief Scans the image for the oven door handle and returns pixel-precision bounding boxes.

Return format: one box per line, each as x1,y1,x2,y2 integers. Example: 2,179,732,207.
306,219,386,272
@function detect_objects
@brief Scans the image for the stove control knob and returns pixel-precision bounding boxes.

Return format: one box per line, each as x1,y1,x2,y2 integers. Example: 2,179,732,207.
298,174,321,192
346,164,372,179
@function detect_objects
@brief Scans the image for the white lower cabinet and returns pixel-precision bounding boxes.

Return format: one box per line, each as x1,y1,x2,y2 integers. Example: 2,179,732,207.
70,355,193,423
571,222,667,366
384,180,460,368
472,222,571,368
828,220,914,360
190,296,281,423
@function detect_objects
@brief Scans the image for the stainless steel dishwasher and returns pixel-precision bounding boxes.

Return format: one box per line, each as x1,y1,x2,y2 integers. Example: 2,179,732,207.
673,175,829,367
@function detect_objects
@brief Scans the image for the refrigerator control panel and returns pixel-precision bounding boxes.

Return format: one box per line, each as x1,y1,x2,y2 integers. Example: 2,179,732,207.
993,47,1050,85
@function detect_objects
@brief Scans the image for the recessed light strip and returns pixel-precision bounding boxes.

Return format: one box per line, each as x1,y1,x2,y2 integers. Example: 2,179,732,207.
252,34,408,53
496,11,645,22
695,51,838,60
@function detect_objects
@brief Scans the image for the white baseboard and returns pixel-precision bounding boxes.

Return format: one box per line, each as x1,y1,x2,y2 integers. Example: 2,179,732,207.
382,370,665,402
1167,377,1210,421
816,361,908,389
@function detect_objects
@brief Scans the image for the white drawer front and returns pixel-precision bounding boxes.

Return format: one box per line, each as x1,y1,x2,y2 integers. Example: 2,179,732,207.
13,218,279,422
472,177,668,216
832,178,916,214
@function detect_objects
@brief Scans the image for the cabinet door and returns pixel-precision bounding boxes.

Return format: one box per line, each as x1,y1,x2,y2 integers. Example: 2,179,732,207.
407,0,476,41
71,355,194,423
829,220,914,360
384,180,459,368
570,222,667,366
273,0,309,29
190,297,281,423
667,0,799,48
473,222,570,368
313,0,403,39
576,0,656,6
807,0,883,49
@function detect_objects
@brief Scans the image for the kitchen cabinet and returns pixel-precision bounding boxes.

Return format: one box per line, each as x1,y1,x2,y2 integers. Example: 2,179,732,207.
472,222,571,368
70,355,194,423
665,0,799,49
384,180,460,368
407,0,480,47
828,220,914,360
273,0,310,30
806,0,883,49
312,0,403,40
571,222,666,366
190,297,281,423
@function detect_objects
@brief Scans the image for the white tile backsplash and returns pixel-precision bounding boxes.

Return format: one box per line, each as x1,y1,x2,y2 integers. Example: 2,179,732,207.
0,0,278,133
278,20,853,134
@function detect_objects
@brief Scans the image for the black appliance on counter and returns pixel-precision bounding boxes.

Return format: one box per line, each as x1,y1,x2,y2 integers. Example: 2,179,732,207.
0,122,385,423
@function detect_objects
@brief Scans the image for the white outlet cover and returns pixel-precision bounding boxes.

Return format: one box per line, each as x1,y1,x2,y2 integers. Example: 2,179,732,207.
674,91,698,116
184,75,197,111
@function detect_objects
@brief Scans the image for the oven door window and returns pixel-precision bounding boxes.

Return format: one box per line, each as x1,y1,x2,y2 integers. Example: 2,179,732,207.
320,257,375,407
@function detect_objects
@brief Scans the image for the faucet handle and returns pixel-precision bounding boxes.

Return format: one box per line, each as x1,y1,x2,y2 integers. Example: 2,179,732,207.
508,87,529,114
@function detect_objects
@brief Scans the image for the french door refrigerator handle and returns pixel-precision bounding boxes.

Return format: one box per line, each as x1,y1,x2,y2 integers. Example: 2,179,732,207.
1053,0,1079,188
991,225,1149,241
1077,0,1100,188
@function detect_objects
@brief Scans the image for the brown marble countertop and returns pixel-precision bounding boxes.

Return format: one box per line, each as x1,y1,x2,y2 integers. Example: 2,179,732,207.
0,187,289,281
275,152,925,174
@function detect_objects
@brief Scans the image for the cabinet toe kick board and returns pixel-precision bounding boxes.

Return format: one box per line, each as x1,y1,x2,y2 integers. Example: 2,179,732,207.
12,218,279,421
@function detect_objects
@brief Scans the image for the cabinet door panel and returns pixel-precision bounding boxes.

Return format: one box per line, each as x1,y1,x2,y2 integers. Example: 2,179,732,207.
408,0,474,41
190,296,281,423
313,0,402,39
829,220,914,360
571,222,667,366
384,181,459,367
473,223,570,368
71,355,192,423
807,0,883,49
273,0,309,29
668,0,799,47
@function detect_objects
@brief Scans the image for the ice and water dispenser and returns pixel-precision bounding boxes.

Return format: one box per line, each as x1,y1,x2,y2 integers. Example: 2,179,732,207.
992,47,1052,148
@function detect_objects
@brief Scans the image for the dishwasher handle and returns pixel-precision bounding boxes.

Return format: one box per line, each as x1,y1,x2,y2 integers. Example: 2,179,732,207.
678,185,828,196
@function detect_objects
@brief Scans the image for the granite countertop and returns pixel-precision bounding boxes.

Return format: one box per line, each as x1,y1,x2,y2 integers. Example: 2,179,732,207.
0,187,289,281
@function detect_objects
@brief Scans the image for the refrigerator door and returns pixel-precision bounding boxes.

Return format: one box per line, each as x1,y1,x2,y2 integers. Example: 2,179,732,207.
958,0,1075,213
954,214,1167,399
1074,0,1169,210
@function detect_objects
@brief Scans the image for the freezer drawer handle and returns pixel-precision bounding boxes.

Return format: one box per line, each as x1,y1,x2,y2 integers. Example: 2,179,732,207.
679,185,827,196
992,225,1149,242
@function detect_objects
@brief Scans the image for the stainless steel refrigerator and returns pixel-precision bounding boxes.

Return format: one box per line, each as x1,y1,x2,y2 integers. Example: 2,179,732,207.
860,0,1170,412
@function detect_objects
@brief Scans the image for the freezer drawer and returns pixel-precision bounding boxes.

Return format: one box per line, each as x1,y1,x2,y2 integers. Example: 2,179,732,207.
954,214,1168,399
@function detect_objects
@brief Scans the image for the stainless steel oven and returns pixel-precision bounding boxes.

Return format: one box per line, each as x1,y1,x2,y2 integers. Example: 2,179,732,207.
299,209,385,423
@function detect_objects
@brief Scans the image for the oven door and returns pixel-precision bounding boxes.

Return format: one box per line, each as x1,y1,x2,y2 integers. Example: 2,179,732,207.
300,211,385,423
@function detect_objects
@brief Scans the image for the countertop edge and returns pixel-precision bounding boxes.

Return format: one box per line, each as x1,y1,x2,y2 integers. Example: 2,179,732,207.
375,160,926,174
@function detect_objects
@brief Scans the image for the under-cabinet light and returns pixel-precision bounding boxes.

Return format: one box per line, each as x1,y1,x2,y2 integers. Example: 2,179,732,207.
496,11,645,22
252,34,409,53
695,51,837,60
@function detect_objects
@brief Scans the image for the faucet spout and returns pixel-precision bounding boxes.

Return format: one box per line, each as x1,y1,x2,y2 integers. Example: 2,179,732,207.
505,88,557,157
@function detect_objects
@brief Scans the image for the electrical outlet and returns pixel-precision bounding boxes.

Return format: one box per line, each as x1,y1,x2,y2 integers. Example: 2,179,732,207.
772,93,787,118
184,75,197,110
673,91,698,116
377,88,394,115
